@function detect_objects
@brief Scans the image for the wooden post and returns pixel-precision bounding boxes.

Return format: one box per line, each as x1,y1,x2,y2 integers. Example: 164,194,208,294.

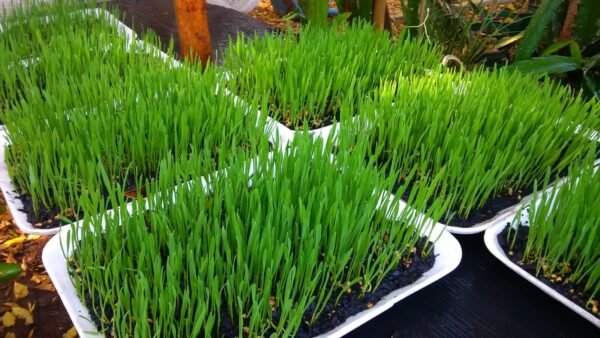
173,0,212,66
372,0,387,31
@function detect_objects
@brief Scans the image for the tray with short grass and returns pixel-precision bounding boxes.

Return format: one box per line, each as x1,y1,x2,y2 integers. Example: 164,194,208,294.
485,151,599,327
43,135,461,337
343,68,600,234
221,22,443,145
0,49,268,235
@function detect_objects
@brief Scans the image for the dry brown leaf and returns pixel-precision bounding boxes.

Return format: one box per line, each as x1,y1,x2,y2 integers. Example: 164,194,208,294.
1,311,16,327
63,326,78,338
11,305,34,325
28,329,35,338
13,281,29,300
5,332,16,338
30,274,56,292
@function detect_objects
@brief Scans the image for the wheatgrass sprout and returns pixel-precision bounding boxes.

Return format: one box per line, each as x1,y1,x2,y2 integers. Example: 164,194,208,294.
70,134,449,337
348,68,600,223
3,31,268,225
507,150,600,305
222,22,443,130
0,0,123,109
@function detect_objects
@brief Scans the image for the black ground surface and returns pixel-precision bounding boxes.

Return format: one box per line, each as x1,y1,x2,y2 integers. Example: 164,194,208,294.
347,234,599,338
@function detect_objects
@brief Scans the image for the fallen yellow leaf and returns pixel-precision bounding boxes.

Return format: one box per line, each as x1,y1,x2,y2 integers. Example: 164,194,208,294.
14,281,29,300
6,332,16,338
2,311,16,327
2,236,25,247
11,305,34,325
63,326,78,338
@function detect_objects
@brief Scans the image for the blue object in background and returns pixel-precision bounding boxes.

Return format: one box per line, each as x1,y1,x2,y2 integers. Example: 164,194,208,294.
270,0,338,17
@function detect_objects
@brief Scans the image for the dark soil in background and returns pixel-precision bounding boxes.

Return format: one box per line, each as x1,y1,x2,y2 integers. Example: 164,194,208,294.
498,226,599,319
74,237,435,336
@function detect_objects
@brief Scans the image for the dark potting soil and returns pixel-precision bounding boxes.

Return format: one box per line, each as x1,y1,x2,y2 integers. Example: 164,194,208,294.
73,237,435,337
220,239,435,337
277,112,338,131
15,174,142,229
392,175,532,228
498,226,599,319
441,186,531,227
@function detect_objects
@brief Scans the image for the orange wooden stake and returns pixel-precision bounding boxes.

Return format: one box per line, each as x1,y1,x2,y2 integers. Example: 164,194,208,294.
173,0,212,66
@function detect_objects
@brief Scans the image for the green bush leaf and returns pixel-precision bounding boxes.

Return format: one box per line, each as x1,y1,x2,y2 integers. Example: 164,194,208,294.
515,0,564,61
574,0,600,47
507,55,582,76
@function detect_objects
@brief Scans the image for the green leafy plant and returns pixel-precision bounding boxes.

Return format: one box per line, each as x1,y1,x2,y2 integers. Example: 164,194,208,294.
223,22,442,130
514,0,564,61
507,150,600,306
69,134,450,336
343,68,599,224
508,0,600,99
297,0,329,27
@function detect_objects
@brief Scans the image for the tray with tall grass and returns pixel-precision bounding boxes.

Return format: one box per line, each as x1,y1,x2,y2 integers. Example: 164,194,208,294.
341,68,600,234
43,136,461,337
0,15,268,234
221,22,443,146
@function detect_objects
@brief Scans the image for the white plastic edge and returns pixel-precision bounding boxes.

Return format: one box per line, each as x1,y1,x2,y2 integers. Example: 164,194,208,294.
43,184,462,337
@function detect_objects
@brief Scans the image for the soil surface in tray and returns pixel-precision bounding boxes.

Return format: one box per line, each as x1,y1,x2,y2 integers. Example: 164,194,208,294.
76,239,434,336
278,113,337,131
498,226,599,319
441,186,530,227
15,174,143,229
395,176,531,228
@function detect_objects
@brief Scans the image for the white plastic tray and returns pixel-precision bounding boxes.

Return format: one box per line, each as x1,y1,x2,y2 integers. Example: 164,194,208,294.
43,190,461,337
484,208,600,328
